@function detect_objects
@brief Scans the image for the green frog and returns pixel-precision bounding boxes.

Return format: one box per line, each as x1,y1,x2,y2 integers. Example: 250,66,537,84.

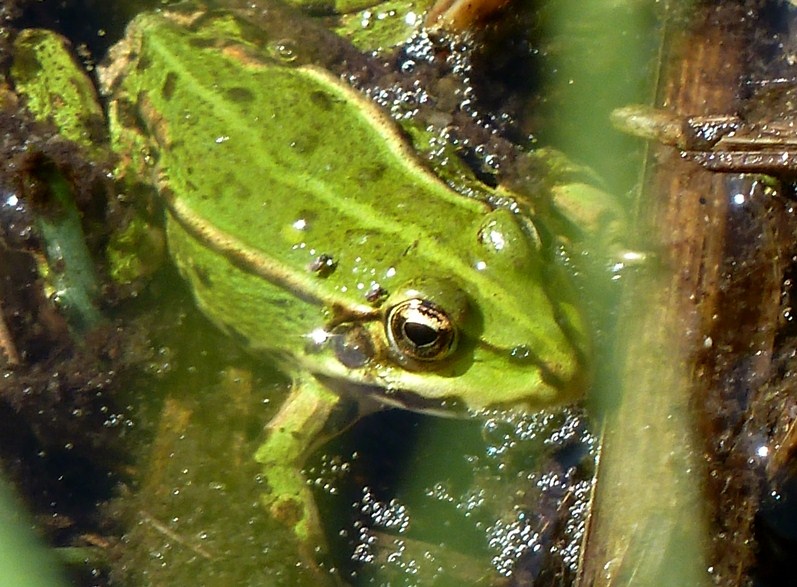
12,4,607,554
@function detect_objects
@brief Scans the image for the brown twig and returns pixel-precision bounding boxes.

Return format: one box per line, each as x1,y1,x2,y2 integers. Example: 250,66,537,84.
0,300,19,367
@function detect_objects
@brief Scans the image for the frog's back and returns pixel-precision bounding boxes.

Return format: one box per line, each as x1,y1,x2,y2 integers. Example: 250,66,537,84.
122,12,498,333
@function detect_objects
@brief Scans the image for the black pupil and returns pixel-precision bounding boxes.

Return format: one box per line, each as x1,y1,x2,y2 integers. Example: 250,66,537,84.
403,321,438,347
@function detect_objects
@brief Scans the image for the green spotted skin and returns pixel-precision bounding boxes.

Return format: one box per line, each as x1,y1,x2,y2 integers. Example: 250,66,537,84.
102,9,588,412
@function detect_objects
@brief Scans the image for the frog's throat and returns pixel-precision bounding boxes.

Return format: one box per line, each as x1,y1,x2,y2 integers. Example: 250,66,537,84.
160,187,381,323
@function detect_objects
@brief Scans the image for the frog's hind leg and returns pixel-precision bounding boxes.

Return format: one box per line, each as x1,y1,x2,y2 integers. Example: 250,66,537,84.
255,375,342,552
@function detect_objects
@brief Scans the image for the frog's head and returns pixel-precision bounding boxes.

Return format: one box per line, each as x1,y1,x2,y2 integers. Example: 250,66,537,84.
304,207,589,415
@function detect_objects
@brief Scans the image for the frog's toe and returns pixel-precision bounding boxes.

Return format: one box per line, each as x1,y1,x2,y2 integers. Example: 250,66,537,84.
265,492,309,530
261,487,325,549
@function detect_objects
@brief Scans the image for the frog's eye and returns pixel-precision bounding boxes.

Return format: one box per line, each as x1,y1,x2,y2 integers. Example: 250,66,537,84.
386,299,456,361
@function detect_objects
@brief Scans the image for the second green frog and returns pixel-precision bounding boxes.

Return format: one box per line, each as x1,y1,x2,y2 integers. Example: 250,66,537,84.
98,6,594,551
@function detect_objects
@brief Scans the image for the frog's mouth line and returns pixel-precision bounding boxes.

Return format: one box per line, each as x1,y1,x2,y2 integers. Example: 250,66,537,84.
301,323,584,410
314,374,469,418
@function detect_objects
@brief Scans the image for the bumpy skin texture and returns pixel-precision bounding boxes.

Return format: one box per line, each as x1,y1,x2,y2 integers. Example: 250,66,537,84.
102,9,588,412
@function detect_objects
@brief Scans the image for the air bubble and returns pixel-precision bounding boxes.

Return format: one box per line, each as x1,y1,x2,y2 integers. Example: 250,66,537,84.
273,39,297,63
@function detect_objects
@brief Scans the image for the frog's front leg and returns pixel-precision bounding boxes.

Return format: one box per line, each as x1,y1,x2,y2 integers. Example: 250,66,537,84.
255,375,341,550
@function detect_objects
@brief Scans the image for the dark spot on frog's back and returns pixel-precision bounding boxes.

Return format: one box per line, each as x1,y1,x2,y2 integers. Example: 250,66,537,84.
212,171,249,201
188,37,216,50
309,90,335,111
115,97,146,133
225,87,255,104
134,52,149,71
358,162,387,184
192,264,213,289
231,183,252,201
288,132,319,156
161,72,177,101
184,179,200,196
